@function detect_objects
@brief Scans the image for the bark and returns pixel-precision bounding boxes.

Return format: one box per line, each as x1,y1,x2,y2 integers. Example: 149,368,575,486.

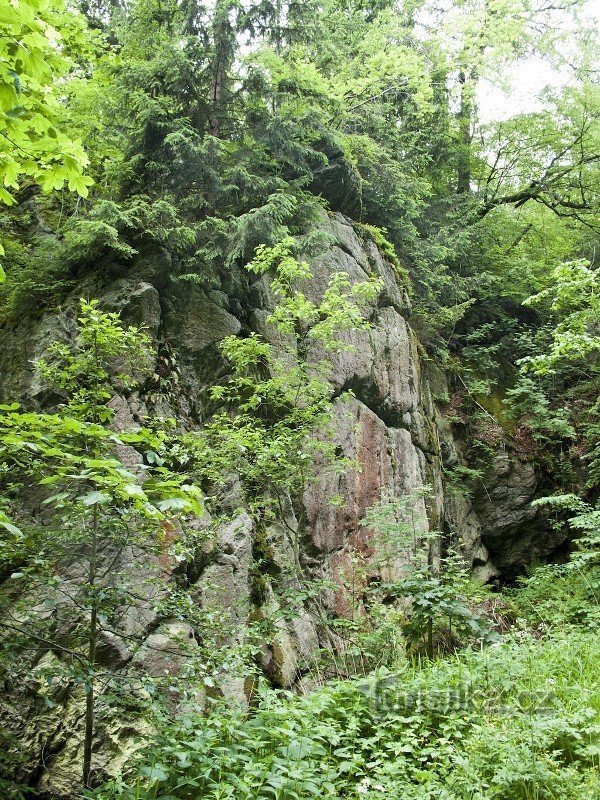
457,69,475,194
83,504,99,789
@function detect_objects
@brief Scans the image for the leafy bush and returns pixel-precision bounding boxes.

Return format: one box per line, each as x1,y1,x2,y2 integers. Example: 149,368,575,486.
511,494,600,630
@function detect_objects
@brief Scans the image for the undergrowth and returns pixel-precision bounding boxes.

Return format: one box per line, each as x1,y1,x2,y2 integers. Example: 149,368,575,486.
94,628,600,800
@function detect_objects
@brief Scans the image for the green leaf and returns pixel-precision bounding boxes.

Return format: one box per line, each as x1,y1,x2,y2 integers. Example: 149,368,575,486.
145,764,168,782
0,518,22,537
80,491,111,506
156,497,188,512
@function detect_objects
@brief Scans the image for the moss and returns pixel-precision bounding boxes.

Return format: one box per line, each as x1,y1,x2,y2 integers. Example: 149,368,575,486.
249,526,275,606
474,387,517,435
354,221,411,287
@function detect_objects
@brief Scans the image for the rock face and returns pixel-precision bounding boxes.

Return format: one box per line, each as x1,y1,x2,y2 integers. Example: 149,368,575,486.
472,451,564,577
0,211,549,795
309,143,363,217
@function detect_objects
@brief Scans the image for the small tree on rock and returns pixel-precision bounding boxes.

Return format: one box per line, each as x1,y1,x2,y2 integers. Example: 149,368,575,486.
0,299,202,790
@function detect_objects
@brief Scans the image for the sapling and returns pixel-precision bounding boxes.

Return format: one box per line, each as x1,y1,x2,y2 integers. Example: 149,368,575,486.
0,300,202,788
363,491,489,658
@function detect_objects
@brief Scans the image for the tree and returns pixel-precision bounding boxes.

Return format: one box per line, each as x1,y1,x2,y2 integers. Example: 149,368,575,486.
0,0,93,202
476,85,600,226
208,0,239,137
0,0,94,279
420,0,593,199
505,259,600,483
0,300,202,789
363,494,490,658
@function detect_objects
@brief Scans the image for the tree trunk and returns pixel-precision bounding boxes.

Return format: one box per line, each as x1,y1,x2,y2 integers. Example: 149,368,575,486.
209,0,236,138
456,69,474,194
83,504,99,789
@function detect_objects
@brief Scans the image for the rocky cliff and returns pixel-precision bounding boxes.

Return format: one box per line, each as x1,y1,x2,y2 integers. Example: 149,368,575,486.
0,211,556,795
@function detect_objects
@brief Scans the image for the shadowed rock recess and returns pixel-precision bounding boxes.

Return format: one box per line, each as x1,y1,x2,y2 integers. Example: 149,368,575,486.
0,212,552,795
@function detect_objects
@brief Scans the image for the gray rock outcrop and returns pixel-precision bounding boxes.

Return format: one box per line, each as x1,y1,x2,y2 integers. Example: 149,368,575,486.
0,210,548,795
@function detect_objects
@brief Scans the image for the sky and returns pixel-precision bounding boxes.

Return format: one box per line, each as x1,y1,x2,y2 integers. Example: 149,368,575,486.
478,0,600,122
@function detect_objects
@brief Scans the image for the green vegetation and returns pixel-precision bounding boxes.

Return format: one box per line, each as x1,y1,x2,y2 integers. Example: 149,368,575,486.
0,0,93,278
94,629,600,800
90,484,599,798
0,301,203,788
91,491,600,799
358,495,492,658
0,238,381,793
0,0,598,796
190,236,381,534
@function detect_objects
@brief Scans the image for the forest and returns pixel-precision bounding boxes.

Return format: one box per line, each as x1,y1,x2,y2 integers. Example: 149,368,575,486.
0,0,598,797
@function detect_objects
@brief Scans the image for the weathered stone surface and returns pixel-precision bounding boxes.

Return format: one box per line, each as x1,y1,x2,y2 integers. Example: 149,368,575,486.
0,649,83,798
363,238,411,315
196,512,254,702
327,308,421,422
256,586,321,689
104,280,162,340
133,621,197,677
158,285,242,420
200,515,253,619
315,214,410,315
96,630,132,669
316,212,370,270
305,213,410,315
475,451,537,537
472,450,563,574
259,592,300,688
0,309,78,404
304,396,432,615
165,287,241,355
290,608,320,660
435,404,498,582
0,281,160,406
127,244,173,292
